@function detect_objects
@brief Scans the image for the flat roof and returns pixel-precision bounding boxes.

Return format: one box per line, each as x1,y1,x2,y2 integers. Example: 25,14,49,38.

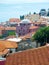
7,38,22,42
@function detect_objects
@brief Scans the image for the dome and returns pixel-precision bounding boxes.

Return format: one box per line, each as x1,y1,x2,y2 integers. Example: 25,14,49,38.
20,19,31,23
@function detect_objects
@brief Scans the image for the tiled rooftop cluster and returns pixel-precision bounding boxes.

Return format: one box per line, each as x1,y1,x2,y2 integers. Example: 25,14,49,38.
5,46,49,65
0,40,18,56
9,18,20,22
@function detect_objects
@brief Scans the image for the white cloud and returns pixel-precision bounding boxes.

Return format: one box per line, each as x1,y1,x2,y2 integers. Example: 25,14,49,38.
0,0,49,4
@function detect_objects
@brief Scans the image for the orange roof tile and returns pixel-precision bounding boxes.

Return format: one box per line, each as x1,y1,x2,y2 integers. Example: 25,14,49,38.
0,43,6,52
29,26,39,29
5,27,16,30
0,26,5,30
9,18,20,22
0,49,10,56
0,40,18,49
0,26,16,30
5,46,49,65
19,32,35,40
4,41,18,49
0,40,18,55
33,22,41,24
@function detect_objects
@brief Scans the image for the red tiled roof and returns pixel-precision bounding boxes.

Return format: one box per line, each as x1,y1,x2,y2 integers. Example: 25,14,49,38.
0,27,16,30
0,26,5,30
5,27,16,30
19,32,35,40
29,26,39,29
0,43,6,52
0,49,10,56
0,40,18,55
9,18,20,22
0,40,18,49
5,46,49,65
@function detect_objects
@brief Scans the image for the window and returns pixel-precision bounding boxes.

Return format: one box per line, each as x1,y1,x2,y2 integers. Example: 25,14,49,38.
29,30,30,32
19,33,21,35
19,30,21,32
23,33,25,35
24,24,25,26
23,30,25,32
21,27,23,29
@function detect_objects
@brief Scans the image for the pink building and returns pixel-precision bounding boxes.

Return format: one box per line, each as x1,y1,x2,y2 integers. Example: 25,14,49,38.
16,19,39,36
16,19,31,36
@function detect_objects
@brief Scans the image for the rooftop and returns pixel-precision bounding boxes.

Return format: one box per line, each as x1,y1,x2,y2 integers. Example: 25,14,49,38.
0,40,18,55
0,40,18,49
5,46,49,65
0,26,16,30
0,43,5,52
19,32,35,40
0,49,9,56
29,26,39,29
9,18,20,22
7,38,22,42
20,19,31,23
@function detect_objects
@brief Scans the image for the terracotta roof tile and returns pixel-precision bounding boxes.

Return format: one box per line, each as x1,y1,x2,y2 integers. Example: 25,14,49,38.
0,26,5,30
29,26,39,29
0,40,18,55
0,40,18,49
4,41,18,49
9,18,20,22
5,27,16,30
0,27,16,30
0,43,6,52
0,49,10,56
19,32,35,40
5,46,49,65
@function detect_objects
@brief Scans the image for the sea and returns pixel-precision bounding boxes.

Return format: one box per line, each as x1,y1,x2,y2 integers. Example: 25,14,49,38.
0,3,49,22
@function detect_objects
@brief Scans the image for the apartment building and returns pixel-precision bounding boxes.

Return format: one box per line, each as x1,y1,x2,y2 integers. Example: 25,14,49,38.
16,19,39,36
9,18,20,27
24,14,40,22
0,26,16,37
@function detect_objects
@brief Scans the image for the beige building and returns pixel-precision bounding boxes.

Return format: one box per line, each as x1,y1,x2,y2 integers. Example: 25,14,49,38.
24,14,40,22
40,16,49,26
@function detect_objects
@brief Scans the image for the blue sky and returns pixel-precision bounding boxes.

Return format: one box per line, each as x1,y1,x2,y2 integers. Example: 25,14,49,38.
0,0,49,4
0,0,49,22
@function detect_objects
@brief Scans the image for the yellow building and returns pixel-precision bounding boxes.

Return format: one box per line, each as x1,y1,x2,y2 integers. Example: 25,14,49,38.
24,14,40,22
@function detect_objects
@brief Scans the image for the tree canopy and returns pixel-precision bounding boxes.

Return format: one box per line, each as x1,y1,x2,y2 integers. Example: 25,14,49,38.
47,12,49,16
8,31,16,36
31,26,49,46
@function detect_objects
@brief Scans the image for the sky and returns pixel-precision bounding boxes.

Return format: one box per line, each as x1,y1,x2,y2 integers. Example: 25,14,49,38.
0,0,49,4
0,0,49,22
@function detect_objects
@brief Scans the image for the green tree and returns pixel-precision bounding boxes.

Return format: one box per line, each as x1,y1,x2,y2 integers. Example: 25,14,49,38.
47,12,49,16
20,15,24,20
33,12,36,14
8,31,16,36
31,26,49,47
47,9,49,16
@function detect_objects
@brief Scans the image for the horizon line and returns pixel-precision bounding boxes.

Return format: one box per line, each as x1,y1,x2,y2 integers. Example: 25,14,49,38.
0,2,49,4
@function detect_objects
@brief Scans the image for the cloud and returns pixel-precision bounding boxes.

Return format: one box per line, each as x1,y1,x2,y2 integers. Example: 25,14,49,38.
0,0,49,4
